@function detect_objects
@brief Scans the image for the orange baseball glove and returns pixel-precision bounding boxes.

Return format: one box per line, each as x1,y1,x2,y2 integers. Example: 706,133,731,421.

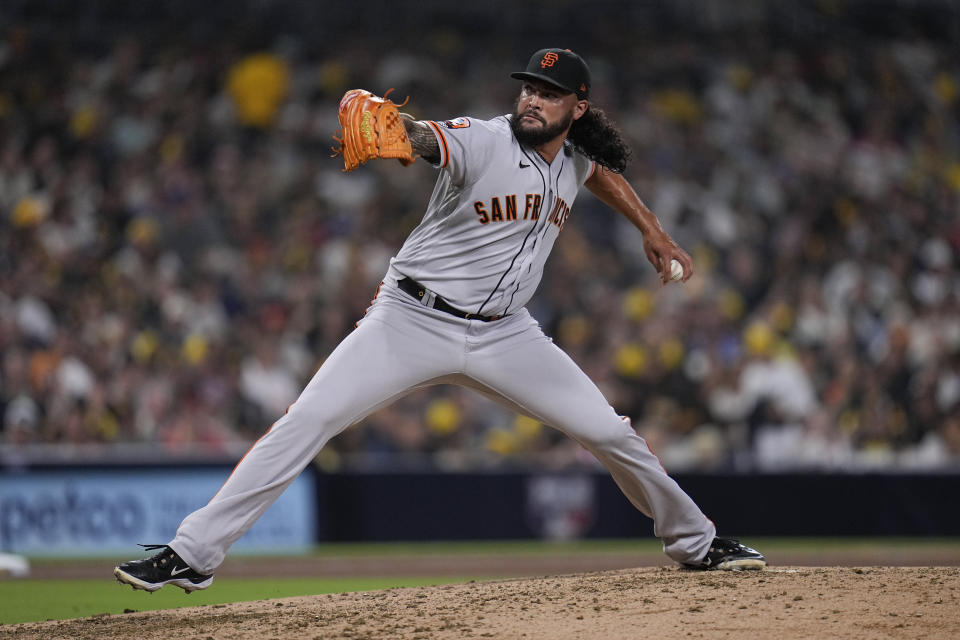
331,89,415,172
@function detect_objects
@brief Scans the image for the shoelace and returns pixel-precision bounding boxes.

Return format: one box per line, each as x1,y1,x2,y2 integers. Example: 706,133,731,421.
138,543,175,568
715,539,744,553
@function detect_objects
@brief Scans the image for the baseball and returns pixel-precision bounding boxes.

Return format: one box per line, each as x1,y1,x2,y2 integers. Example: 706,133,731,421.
669,259,684,282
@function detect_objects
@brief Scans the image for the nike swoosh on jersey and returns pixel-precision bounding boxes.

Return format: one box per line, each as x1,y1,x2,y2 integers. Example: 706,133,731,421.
519,161,530,168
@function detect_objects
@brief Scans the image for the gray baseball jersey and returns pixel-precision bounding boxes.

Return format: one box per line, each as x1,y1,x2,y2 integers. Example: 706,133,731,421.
167,112,716,575
387,115,594,317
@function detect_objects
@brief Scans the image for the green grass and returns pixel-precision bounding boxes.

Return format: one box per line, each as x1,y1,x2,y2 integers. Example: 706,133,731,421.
0,576,473,625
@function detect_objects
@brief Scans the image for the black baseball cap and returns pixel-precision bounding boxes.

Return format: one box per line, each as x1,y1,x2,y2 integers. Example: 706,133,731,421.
510,48,591,100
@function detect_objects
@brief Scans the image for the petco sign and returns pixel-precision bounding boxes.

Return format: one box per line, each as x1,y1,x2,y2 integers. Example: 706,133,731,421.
0,468,315,555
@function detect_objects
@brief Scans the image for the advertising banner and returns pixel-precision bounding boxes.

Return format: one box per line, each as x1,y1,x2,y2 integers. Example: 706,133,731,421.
0,468,315,556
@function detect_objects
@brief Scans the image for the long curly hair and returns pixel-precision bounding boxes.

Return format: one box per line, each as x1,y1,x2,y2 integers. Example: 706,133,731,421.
567,106,631,174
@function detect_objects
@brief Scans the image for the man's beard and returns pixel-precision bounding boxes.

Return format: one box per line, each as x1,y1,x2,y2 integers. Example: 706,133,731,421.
510,105,575,148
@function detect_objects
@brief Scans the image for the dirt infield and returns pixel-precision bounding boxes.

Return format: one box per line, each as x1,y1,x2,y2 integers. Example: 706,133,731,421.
4,566,960,640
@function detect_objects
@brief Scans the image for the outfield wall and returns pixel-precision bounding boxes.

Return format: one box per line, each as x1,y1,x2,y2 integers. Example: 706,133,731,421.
1,467,957,554
315,471,960,541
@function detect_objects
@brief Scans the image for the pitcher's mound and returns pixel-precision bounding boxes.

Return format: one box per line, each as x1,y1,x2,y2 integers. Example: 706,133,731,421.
5,566,959,640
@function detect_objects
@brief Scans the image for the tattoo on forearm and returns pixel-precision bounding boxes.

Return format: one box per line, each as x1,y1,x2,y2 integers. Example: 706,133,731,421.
404,120,441,164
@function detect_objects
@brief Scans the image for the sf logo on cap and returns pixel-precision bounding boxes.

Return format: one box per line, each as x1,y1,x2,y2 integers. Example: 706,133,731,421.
540,52,559,68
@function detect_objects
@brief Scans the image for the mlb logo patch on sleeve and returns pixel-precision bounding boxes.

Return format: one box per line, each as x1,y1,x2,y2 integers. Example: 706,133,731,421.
444,117,471,129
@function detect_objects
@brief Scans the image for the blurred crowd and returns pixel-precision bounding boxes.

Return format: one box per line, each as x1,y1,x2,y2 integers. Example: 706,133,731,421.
1,1,959,471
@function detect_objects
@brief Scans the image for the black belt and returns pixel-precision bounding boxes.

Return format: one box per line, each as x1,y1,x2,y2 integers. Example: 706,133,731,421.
396,277,501,322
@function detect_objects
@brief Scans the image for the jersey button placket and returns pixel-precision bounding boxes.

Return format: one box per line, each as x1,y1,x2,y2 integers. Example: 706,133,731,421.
505,158,554,314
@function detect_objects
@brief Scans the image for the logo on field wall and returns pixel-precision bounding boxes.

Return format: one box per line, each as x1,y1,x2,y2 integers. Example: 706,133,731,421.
525,475,596,541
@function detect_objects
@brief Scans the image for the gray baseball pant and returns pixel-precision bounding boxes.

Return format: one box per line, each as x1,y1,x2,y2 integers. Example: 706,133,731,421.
169,283,715,573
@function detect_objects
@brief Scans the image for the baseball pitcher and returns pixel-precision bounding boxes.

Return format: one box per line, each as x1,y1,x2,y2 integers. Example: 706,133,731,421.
115,48,764,593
